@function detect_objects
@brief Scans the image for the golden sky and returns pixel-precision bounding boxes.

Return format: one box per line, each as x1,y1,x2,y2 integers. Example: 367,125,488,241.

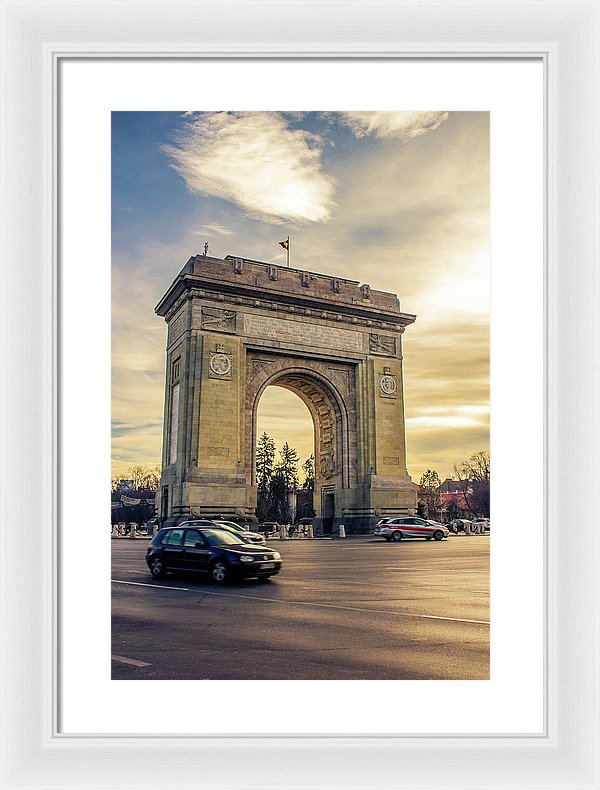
112,111,489,483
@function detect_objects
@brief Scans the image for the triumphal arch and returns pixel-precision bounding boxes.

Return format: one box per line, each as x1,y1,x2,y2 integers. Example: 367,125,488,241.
155,254,417,534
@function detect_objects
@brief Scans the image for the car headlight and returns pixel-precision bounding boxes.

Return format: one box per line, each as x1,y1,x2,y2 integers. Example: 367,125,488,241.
239,555,254,563
272,551,281,560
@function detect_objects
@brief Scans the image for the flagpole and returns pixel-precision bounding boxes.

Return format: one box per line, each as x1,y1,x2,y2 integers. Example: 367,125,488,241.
287,236,290,268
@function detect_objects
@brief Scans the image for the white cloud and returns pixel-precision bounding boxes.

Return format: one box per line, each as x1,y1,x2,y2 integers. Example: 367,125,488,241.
340,111,449,140
164,112,336,223
193,223,233,237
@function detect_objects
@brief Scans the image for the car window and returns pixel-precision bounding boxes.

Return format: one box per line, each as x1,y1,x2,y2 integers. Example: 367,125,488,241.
202,528,246,547
184,529,205,548
162,528,184,546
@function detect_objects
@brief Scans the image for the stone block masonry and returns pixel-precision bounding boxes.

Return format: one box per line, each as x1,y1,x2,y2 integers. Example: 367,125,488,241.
155,254,417,534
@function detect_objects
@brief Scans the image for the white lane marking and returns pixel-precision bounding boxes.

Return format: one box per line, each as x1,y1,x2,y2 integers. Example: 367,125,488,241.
384,567,443,571
112,654,151,668
111,580,489,626
385,567,484,572
205,591,491,626
111,579,190,591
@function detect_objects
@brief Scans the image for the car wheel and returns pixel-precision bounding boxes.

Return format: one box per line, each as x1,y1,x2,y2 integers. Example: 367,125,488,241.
433,530,444,541
210,560,230,584
391,531,403,542
149,556,165,578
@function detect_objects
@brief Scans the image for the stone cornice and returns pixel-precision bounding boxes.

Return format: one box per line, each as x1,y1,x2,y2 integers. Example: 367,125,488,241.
157,262,416,331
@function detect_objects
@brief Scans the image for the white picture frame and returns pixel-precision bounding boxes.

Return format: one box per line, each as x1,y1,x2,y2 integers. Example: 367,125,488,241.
1,1,599,788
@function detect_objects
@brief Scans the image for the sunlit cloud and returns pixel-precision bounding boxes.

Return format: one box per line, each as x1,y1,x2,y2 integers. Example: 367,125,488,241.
407,416,482,429
164,112,336,223
340,111,449,140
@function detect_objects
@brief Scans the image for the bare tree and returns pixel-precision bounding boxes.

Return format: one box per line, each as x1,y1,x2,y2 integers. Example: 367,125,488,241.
126,464,161,490
110,464,161,525
453,450,490,518
419,469,442,520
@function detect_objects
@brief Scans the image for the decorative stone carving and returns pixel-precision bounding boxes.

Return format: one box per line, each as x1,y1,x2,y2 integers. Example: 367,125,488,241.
233,259,243,274
369,333,397,356
361,283,371,299
379,371,398,398
209,349,232,379
328,368,351,390
268,265,278,281
207,447,229,457
201,306,236,334
320,452,335,479
168,308,186,346
249,359,273,379
244,314,362,352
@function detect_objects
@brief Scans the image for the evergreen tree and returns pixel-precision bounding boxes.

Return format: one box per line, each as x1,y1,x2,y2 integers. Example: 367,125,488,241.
256,432,275,492
256,432,275,522
270,470,292,523
302,454,315,491
275,442,299,491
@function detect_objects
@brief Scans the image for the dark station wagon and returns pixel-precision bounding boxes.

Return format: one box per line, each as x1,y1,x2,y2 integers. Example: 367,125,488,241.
146,525,282,584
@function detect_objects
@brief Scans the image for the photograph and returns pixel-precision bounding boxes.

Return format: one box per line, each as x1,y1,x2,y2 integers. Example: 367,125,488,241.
4,0,597,783
111,109,490,681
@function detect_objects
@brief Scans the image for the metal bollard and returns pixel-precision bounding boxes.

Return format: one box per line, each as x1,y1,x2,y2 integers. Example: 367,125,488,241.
338,524,346,538
279,523,287,540
307,525,314,539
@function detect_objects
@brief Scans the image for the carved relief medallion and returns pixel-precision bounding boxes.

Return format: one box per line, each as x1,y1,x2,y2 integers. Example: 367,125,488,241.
209,349,232,379
379,370,398,398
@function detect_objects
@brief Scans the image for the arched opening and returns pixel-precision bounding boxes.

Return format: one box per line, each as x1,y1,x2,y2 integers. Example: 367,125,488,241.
246,361,354,534
256,387,315,475
255,386,316,525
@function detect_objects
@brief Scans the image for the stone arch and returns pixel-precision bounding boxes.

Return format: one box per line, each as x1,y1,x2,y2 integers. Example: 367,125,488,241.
156,253,417,532
245,355,358,497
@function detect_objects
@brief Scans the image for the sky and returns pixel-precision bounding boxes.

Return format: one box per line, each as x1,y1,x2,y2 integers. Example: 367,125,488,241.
112,110,489,484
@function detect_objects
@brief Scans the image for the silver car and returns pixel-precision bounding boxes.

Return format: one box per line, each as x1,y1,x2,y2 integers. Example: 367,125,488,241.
213,520,267,544
374,517,449,542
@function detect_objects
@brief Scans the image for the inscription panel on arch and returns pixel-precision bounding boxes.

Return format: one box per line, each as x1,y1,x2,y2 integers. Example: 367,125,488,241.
243,314,363,353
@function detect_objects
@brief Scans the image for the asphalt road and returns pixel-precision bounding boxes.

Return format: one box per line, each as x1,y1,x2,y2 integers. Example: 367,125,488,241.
112,535,489,680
